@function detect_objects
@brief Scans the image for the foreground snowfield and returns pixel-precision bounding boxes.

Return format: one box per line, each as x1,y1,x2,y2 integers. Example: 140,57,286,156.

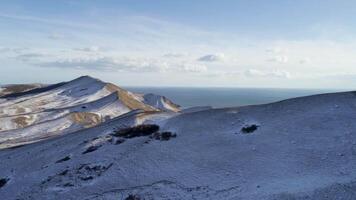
0,77,356,199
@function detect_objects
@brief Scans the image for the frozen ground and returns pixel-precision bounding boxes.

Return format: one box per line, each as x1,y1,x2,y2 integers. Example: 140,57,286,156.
0,77,355,199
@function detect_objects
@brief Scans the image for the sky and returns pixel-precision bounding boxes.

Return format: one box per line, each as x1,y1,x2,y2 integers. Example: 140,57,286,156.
1,0,356,88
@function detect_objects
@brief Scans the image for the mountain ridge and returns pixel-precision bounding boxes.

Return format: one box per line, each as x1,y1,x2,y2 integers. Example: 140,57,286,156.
0,76,180,149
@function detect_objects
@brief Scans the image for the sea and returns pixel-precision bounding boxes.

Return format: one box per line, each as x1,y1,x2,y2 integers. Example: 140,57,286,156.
126,87,344,109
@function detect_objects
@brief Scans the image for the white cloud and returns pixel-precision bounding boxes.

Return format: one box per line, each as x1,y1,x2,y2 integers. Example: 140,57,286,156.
0,47,28,54
181,63,207,73
266,47,283,53
198,53,225,62
267,55,289,63
245,69,291,78
162,53,185,58
37,56,168,72
48,33,64,40
16,53,49,61
74,46,100,52
299,57,311,64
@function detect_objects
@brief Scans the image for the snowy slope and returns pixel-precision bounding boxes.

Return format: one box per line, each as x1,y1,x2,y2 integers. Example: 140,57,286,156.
0,91,355,199
0,76,179,148
140,93,180,112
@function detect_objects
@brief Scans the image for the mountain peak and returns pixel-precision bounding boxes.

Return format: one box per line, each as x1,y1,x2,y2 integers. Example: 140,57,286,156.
67,75,102,84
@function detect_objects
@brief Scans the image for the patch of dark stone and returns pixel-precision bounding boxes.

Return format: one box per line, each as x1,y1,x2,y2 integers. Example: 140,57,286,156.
58,169,69,176
56,155,71,163
114,138,125,145
0,178,9,188
79,176,94,181
82,145,101,154
125,194,141,200
241,124,259,134
42,163,114,187
63,182,74,187
151,131,177,141
77,163,114,177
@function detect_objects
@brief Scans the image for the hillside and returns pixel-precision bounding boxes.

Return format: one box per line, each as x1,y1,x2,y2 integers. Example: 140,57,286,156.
0,83,355,199
0,76,180,149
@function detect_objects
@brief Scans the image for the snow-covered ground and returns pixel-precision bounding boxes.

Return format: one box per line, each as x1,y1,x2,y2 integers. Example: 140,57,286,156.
0,77,355,199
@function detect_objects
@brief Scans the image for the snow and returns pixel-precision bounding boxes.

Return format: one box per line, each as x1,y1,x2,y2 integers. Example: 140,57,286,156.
0,77,355,199
181,106,212,113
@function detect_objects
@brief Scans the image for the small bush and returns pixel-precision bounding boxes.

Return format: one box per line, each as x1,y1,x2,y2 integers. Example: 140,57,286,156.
112,124,159,138
241,124,259,134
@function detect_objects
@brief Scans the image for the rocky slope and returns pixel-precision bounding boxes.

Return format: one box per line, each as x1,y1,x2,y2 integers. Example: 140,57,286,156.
0,78,355,199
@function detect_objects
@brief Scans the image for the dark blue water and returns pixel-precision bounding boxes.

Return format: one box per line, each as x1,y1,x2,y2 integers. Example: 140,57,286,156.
125,87,343,108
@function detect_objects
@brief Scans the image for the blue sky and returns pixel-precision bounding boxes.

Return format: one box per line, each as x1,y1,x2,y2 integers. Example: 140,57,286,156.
1,0,356,88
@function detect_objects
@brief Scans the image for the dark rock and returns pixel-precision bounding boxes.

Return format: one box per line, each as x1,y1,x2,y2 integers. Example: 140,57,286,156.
241,124,259,134
82,145,100,154
80,176,93,181
55,155,71,163
58,169,69,176
0,178,9,188
150,131,176,141
125,194,141,200
63,182,74,187
114,138,125,145
112,124,159,138
160,132,176,141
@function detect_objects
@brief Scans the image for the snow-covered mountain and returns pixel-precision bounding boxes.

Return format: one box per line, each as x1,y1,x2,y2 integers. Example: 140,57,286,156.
0,76,180,149
0,77,355,199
